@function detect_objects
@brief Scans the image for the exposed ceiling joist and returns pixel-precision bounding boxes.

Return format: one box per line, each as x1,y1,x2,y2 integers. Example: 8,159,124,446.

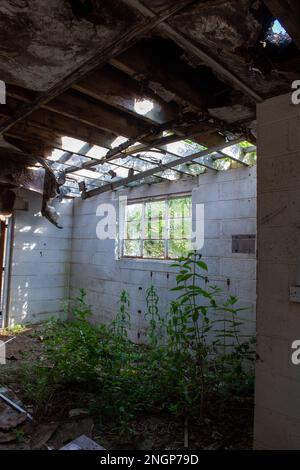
64,127,218,174
0,0,193,135
5,112,118,150
6,91,150,141
121,0,263,104
83,139,243,198
43,91,149,139
57,143,93,165
157,25,263,104
110,50,207,112
72,65,177,124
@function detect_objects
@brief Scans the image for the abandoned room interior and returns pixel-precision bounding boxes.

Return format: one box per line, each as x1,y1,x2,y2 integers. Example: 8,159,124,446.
0,0,299,453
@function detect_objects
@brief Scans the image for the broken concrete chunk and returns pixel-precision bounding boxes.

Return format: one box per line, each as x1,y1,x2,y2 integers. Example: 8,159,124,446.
30,423,58,450
49,418,94,449
0,404,27,431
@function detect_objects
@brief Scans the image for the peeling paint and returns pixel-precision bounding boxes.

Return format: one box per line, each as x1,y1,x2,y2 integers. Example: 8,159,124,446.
0,0,141,91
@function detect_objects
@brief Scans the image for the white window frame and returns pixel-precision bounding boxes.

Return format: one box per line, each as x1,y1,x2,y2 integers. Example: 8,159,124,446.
120,194,192,260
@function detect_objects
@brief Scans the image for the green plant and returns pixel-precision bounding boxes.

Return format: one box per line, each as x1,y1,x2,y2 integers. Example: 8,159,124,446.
112,289,131,339
213,295,256,395
5,324,27,335
13,429,26,443
20,256,255,439
163,251,255,419
21,289,103,411
145,285,164,347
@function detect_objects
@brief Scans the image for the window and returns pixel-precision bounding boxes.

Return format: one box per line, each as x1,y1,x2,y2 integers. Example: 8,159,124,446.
121,196,192,259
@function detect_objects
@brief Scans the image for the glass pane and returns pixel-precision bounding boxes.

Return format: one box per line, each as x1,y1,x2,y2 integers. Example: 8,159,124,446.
125,204,142,222
145,201,165,220
123,240,141,257
169,218,191,239
143,240,165,259
145,218,165,240
168,197,191,218
168,239,191,259
126,221,141,240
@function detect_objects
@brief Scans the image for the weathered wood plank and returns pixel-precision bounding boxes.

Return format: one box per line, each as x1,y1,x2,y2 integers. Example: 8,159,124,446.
73,65,177,124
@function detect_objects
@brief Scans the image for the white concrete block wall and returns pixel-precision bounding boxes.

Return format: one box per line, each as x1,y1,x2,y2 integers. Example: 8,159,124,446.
7,189,73,326
70,166,256,342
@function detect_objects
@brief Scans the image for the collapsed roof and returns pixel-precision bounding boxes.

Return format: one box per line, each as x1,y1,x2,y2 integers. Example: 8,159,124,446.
0,0,298,223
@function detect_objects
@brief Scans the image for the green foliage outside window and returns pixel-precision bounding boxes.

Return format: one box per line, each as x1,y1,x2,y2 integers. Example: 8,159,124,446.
122,196,192,259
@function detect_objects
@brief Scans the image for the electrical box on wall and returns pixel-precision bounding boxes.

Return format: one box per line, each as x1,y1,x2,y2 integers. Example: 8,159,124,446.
232,235,256,254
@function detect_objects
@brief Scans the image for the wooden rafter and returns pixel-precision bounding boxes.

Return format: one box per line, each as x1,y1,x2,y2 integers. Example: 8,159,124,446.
83,139,243,198
72,65,177,125
110,43,208,112
6,91,150,141
122,0,263,103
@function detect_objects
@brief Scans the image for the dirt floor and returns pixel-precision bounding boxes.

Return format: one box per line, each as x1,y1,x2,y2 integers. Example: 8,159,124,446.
0,327,254,450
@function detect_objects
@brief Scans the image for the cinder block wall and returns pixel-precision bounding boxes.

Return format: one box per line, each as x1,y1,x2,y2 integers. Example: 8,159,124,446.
70,166,256,342
7,189,73,326
255,94,300,449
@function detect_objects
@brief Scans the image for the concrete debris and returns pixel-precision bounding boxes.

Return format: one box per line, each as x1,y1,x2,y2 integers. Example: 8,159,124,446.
0,403,27,431
49,418,94,449
30,423,58,450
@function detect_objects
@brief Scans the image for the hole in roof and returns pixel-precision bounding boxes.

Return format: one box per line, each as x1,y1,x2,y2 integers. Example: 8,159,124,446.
111,136,128,148
48,149,65,162
265,19,292,47
86,145,107,159
134,98,154,116
61,136,87,153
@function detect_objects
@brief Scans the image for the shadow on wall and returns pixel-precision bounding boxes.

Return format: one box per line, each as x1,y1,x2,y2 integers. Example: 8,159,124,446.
8,196,73,326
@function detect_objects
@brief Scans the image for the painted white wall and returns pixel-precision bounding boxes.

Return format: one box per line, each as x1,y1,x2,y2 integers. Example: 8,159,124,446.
70,166,256,342
7,189,73,326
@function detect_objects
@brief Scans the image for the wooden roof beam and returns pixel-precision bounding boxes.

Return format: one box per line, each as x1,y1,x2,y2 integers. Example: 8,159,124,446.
72,65,177,125
121,0,263,103
110,43,208,112
43,90,149,139
6,91,150,141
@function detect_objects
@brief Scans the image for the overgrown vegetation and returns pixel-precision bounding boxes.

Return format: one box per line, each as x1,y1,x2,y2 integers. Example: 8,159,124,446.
21,252,255,443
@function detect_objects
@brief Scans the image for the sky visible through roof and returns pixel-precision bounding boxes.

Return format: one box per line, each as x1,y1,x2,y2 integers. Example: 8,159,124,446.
47,136,257,197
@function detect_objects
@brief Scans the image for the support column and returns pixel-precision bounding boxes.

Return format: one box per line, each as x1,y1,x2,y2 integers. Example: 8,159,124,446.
255,93,300,449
